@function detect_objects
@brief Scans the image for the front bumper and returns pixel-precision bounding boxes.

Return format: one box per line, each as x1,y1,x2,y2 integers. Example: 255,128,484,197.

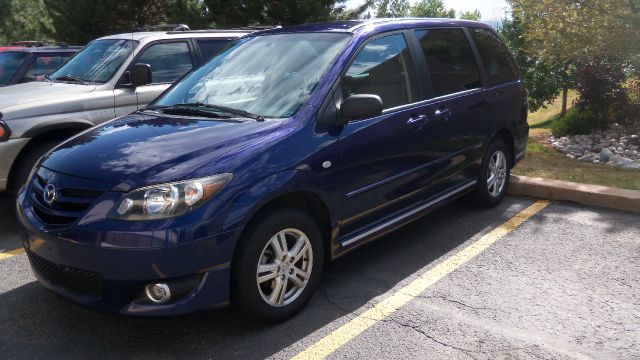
17,195,237,316
0,138,30,191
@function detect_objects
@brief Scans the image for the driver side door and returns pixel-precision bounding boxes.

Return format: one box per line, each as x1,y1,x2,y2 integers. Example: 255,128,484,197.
114,41,195,116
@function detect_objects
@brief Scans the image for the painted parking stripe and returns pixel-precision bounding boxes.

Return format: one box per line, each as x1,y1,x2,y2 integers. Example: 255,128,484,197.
292,200,551,360
0,247,25,260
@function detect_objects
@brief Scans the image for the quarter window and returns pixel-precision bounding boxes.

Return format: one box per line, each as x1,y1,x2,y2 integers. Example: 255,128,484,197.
136,42,193,84
415,29,481,97
470,28,519,86
343,34,417,110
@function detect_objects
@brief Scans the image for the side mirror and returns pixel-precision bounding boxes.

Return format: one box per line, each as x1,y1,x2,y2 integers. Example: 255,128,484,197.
132,63,152,87
340,94,383,123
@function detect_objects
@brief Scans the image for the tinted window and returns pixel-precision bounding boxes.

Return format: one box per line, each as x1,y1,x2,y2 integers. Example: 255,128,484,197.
470,28,519,86
21,54,73,82
415,29,481,97
196,39,232,60
0,51,28,85
137,42,193,83
344,34,417,109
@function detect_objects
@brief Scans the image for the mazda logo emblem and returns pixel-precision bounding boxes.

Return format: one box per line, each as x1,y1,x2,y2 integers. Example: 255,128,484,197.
43,184,57,205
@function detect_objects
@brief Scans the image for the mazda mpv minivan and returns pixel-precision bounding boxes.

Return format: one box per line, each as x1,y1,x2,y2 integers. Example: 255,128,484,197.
17,19,528,322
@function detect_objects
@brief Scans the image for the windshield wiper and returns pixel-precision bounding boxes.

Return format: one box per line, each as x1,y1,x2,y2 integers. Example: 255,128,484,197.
53,75,88,85
160,102,265,122
53,75,87,84
154,105,243,122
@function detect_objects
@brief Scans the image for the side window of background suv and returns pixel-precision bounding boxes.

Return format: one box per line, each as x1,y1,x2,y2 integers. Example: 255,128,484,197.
343,34,417,110
415,28,482,98
136,42,193,84
470,28,519,86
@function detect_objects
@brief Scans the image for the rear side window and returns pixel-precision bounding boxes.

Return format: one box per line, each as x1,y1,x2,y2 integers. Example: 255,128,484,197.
343,34,417,109
196,39,232,60
470,28,519,86
415,29,481,97
21,54,73,82
136,42,193,84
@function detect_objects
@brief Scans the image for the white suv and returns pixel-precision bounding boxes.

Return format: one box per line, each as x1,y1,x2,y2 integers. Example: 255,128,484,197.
0,28,252,192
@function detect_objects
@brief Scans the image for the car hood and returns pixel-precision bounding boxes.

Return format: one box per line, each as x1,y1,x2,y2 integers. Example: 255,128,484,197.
0,81,96,111
41,111,284,191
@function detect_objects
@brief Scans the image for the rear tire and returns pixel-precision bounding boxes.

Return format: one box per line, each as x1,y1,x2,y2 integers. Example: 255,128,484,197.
9,140,61,193
469,139,511,208
232,207,324,323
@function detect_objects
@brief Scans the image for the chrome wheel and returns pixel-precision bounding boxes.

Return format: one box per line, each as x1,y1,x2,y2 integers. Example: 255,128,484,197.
487,150,507,197
256,228,313,307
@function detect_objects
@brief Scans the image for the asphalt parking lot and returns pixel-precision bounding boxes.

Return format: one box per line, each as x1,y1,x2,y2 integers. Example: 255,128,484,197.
1,193,639,359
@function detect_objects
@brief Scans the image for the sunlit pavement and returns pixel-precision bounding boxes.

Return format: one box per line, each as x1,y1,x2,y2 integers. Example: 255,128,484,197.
1,193,638,359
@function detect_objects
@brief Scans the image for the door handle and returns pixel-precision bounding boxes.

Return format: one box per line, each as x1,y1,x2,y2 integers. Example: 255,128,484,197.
407,114,427,129
435,108,451,120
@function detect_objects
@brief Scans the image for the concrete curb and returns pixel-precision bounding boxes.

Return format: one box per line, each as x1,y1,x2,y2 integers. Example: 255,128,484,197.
507,175,640,214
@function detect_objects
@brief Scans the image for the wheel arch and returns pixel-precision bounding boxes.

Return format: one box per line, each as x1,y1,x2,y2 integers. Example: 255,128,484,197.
490,127,516,168
8,120,94,190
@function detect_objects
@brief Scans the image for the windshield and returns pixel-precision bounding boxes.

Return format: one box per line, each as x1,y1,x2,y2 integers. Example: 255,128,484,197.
49,39,137,84
0,51,28,85
154,33,351,118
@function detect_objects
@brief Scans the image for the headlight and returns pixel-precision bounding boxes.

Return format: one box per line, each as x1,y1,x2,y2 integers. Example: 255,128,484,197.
108,173,233,220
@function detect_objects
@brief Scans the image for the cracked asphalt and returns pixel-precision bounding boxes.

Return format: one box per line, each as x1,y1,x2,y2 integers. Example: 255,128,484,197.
1,193,639,359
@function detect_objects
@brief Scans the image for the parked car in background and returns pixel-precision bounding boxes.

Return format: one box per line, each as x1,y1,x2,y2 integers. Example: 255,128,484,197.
0,28,252,192
17,18,527,322
0,43,80,86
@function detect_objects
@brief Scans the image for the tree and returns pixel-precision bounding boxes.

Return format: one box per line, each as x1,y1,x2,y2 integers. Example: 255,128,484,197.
332,0,375,20
500,16,565,112
266,0,346,25
459,9,481,21
509,0,640,64
45,0,181,44
376,0,410,18
0,0,54,44
508,0,640,117
410,0,455,18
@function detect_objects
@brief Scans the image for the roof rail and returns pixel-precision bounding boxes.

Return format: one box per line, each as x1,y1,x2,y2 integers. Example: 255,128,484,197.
12,41,48,47
232,25,282,31
132,24,190,32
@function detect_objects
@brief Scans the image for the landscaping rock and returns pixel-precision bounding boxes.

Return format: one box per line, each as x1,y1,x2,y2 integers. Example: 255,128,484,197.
549,129,640,170
600,148,613,162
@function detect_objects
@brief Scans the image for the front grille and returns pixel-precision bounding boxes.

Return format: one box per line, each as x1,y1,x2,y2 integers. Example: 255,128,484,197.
26,249,103,298
31,170,105,228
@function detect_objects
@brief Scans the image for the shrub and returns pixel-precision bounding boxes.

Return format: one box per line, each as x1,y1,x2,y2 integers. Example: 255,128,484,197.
575,58,627,115
550,108,608,136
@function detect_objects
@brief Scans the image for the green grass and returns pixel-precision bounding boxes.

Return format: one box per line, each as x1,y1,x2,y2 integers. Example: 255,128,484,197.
512,91,640,191
527,90,578,125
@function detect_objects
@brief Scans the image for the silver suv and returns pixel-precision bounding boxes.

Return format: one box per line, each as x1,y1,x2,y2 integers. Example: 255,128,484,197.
0,29,251,192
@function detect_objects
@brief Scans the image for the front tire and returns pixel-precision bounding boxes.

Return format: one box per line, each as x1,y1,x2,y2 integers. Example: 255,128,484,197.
232,208,324,323
470,139,511,207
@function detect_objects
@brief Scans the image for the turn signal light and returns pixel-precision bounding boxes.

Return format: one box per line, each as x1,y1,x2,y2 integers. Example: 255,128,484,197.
0,120,9,141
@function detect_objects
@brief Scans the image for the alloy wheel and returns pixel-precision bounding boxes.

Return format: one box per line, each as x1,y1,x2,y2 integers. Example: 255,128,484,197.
487,150,507,197
256,228,313,307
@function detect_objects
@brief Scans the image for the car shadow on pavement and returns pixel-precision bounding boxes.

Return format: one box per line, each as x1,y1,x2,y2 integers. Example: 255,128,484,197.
0,197,540,360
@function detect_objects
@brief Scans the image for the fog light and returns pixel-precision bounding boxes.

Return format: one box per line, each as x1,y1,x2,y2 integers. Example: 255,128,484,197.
145,283,171,303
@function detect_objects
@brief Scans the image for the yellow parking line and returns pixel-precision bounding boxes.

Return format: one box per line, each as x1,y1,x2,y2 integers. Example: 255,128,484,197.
0,247,25,260
292,200,551,360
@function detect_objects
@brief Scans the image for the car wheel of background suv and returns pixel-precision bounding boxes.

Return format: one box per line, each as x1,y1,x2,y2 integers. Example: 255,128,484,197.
232,207,324,323
9,139,61,193
469,139,511,208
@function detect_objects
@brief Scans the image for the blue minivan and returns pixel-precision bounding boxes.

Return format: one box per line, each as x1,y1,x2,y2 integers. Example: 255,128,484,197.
17,19,528,322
